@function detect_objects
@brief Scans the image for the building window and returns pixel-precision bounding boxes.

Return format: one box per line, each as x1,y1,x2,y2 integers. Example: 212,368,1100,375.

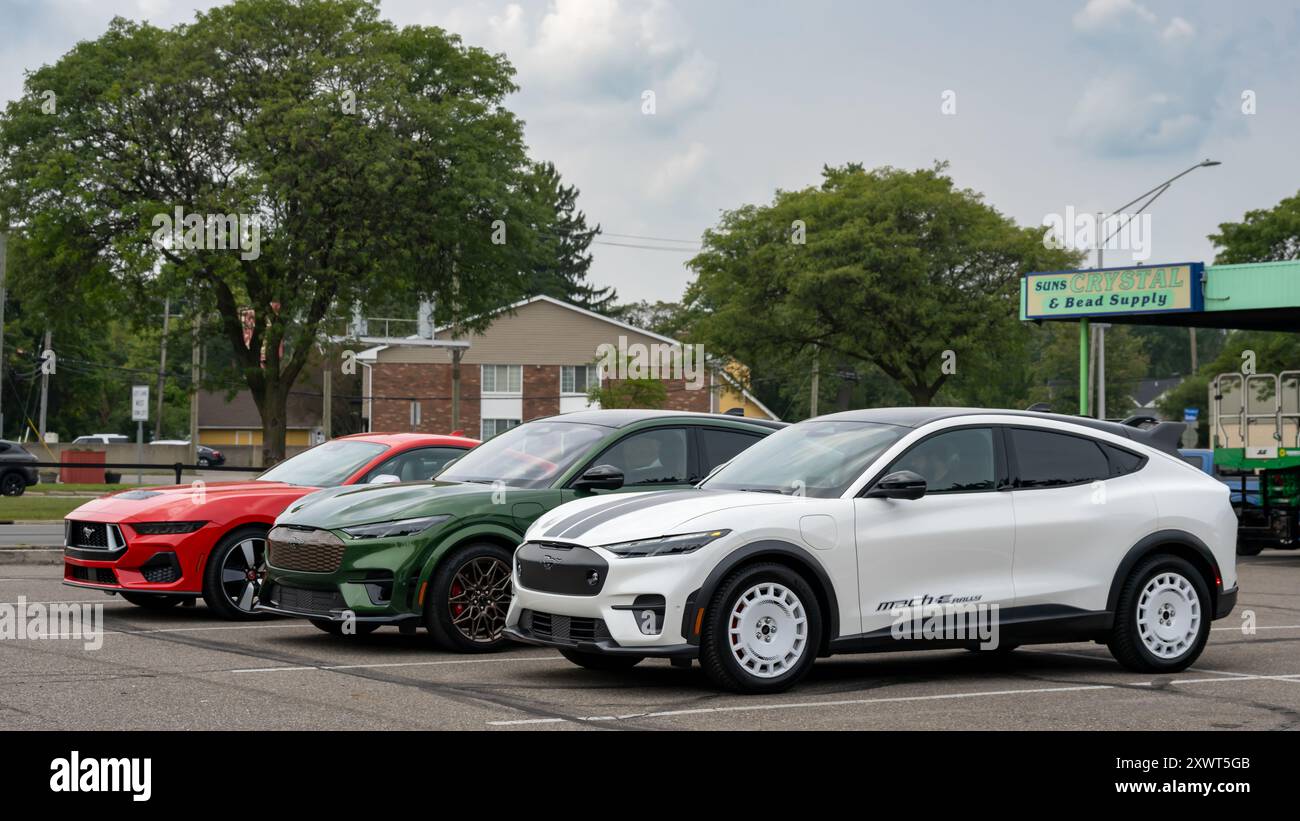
481,364,522,394
561,365,597,395
481,418,521,439
409,401,421,428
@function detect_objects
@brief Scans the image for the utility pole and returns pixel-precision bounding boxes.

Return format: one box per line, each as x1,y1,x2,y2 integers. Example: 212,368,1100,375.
0,232,7,438
154,297,170,439
1189,327,1199,373
322,346,332,441
189,314,201,464
450,348,461,433
37,329,51,442
809,346,820,417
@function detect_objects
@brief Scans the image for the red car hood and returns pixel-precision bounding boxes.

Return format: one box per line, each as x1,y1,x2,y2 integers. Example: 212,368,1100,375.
67,481,316,523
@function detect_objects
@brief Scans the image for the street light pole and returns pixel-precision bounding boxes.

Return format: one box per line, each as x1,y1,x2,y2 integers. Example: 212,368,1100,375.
1085,158,1221,418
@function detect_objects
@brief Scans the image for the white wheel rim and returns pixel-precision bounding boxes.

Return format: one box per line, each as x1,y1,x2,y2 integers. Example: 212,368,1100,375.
1136,571,1202,659
728,582,808,679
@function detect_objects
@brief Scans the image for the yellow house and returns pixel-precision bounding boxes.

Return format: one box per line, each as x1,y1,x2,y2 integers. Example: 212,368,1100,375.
197,390,322,448
713,362,779,420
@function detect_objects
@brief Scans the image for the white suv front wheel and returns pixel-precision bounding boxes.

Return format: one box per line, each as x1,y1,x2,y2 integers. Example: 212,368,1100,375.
701,563,822,694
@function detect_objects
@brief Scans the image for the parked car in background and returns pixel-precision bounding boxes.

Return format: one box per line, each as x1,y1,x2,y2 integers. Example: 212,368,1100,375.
70,434,130,445
508,409,1238,693
258,410,784,650
0,440,40,496
150,440,226,466
62,433,478,619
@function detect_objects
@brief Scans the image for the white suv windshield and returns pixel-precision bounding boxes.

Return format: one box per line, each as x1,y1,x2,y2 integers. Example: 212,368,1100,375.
256,440,388,487
439,421,607,489
702,420,905,498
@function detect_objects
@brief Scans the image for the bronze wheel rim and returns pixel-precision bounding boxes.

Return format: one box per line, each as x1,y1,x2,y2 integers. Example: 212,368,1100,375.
447,556,512,643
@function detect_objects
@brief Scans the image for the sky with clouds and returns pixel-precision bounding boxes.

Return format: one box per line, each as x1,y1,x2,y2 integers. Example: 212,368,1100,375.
3,0,1299,303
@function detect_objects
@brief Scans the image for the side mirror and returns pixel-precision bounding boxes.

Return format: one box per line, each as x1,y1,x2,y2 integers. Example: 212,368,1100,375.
368,474,401,485
866,470,927,500
573,464,625,491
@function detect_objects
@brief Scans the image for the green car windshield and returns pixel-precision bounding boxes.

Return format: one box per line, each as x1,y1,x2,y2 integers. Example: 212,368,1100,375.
439,421,608,489
702,420,905,498
257,440,388,487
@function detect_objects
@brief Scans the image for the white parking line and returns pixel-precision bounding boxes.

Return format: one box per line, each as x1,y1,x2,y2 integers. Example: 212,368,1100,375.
486,672,1300,726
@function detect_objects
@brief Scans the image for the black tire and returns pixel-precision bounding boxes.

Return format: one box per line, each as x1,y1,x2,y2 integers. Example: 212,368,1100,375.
310,619,380,637
201,525,273,621
1237,542,1265,557
700,562,822,694
1107,554,1211,673
424,542,513,652
558,648,644,670
0,472,26,496
119,592,188,610
197,457,211,468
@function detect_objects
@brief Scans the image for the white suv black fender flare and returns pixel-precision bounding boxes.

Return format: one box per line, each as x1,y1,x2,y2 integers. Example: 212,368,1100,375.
681,540,840,654
1104,529,1233,625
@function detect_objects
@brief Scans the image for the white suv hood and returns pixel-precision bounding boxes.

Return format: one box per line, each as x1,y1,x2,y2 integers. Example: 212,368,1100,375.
527,489,801,547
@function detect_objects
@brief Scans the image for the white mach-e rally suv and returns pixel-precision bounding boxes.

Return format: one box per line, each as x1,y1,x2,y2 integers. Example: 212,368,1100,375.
505,408,1239,693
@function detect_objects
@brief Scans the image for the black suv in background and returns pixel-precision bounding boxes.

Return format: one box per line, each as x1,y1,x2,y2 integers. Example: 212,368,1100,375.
0,440,40,496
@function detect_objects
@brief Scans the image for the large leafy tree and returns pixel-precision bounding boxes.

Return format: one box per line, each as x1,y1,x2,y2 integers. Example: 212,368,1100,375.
686,162,1079,409
1208,190,1300,263
0,0,540,462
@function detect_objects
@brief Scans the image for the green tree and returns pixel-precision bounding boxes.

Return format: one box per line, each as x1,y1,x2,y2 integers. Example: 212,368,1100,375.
1208,190,1300,263
587,360,668,410
0,0,540,462
522,161,613,312
686,162,1080,409
1023,323,1149,418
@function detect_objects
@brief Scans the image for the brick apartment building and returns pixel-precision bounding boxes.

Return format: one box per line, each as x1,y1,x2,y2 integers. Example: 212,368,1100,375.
358,296,777,438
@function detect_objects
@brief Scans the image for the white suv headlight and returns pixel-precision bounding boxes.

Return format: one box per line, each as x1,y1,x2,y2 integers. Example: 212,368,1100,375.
600,529,730,558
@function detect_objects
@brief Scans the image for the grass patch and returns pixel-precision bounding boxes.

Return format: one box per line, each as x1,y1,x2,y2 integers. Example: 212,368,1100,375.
0,495,87,521
27,482,172,494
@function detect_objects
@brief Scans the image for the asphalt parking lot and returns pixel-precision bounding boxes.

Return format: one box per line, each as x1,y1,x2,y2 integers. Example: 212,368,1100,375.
2,554,1298,731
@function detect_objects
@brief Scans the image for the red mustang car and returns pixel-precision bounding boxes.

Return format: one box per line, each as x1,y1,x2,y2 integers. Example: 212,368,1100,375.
62,433,478,619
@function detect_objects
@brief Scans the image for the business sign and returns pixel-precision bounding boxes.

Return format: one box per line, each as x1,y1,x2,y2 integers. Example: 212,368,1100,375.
1021,262,1204,320
131,385,150,422
1183,407,1199,423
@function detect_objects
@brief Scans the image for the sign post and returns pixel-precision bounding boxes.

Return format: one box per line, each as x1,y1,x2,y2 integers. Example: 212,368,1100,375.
1182,407,1200,449
132,385,149,485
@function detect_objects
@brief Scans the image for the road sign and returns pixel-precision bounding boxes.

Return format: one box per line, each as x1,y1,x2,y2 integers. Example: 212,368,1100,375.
131,385,150,422
1183,407,1199,423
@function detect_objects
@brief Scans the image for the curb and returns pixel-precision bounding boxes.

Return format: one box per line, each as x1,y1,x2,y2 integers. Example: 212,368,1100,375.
0,548,62,566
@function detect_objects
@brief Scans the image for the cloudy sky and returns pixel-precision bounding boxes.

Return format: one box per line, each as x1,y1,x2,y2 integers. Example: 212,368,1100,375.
3,0,1299,303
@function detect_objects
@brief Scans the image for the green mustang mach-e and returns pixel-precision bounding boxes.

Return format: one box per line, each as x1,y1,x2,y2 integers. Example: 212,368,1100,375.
256,410,783,651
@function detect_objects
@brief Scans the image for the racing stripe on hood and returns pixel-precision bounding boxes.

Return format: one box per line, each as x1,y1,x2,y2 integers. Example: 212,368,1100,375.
544,490,704,539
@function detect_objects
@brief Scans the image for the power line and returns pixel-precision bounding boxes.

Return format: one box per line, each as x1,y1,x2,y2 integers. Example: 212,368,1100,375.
599,232,701,246
591,240,699,253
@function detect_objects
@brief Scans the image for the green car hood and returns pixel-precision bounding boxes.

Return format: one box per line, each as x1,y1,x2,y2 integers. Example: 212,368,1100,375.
277,480,496,530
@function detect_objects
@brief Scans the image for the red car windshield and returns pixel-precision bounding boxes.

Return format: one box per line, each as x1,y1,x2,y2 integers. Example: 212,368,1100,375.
256,440,389,487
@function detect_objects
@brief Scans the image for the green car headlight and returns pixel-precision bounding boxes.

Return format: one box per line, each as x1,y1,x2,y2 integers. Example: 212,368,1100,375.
600,529,731,559
340,515,451,540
